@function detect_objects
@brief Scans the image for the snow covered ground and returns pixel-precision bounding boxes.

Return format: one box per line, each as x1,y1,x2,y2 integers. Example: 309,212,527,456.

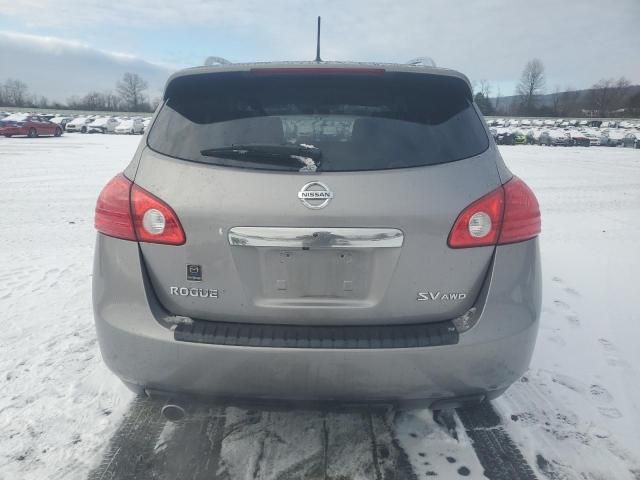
0,135,638,479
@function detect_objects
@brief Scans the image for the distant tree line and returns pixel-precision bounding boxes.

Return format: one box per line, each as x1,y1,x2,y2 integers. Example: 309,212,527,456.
474,59,639,117
2,66,638,117
0,73,160,112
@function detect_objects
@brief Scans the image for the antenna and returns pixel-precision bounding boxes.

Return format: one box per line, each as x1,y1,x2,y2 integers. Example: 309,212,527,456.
315,16,322,62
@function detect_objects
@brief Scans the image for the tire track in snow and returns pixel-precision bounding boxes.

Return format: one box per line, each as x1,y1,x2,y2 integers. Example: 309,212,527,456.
457,402,538,480
88,397,417,480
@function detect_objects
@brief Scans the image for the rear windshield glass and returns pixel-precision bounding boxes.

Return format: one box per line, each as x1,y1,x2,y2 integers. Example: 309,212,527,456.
148,71,488,172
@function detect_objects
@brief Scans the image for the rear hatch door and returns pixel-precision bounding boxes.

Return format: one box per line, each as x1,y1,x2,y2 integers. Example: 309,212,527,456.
135,67,499,326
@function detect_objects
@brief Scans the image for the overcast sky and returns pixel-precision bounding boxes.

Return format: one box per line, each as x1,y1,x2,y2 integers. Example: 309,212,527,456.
1,0,639,102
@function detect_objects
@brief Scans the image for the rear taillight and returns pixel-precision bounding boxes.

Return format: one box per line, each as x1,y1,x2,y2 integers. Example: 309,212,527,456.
95,173,185,245
448,176,540,248
448,185,504,248
498,176,541,245
95,174,136,241
130,184,185,245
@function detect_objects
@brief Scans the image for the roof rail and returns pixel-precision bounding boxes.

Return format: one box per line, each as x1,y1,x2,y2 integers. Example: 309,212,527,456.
204,56,232,66
406,56,437,67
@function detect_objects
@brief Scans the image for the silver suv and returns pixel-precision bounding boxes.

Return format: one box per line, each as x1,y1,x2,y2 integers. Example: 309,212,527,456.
93,62,541,408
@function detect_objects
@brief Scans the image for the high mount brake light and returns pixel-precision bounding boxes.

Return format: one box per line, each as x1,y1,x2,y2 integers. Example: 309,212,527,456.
448,176,540,248
94,173,186,245
250,67,386,75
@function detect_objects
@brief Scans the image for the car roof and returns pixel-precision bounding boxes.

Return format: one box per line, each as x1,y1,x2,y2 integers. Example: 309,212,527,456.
164,61,472,98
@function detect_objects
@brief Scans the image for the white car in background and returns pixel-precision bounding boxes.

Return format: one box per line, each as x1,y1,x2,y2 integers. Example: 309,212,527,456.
142,118,152,133
50,116,74,131
601,129,626,147
87,117,119,134
583,130,601,146
114,118,144,134
65,117,93,133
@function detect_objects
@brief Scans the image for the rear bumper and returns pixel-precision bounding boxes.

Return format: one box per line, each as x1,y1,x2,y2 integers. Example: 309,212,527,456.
0,127,26,135
93,235,541,406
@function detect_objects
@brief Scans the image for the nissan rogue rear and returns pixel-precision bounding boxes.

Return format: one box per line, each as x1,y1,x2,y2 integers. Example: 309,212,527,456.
92,61,542,407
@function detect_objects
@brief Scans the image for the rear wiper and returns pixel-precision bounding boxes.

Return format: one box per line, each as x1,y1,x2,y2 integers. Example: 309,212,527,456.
200,144,322,171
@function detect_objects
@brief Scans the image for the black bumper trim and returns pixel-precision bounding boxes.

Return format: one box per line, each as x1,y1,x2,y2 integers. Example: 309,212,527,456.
174,319,459,349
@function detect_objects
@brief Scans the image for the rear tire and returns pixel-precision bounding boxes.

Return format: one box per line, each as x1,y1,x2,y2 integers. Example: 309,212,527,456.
81,126,87,133
54,127,62,137
28,128,37,138
4,134,11,138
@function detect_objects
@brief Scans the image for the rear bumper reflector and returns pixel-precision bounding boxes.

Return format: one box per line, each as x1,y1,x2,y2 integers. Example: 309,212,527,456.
174,319,458,349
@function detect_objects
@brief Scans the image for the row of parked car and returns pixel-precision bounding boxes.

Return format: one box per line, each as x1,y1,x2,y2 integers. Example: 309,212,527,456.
487,118,639,129
487,117,640,148
0,112,152,138
490,125,640,148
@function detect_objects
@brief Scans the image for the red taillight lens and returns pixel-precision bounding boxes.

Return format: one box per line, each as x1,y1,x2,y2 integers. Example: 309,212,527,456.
130,184,185,245
448,186,505,248
499,176,541,245
95,173,185,245
448,176,540,248
95,174,136,241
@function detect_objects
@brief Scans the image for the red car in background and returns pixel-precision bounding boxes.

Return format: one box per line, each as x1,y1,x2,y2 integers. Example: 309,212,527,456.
0,114,63,138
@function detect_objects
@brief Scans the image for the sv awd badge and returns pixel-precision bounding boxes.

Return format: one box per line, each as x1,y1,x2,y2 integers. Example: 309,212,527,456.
417,291,467,301
170,287,219,299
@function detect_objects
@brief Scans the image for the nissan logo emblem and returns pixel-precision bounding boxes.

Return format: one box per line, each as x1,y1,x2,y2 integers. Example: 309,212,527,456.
297,181,334,209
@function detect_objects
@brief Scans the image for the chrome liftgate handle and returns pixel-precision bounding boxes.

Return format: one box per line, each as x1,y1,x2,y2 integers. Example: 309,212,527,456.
228,227,404,249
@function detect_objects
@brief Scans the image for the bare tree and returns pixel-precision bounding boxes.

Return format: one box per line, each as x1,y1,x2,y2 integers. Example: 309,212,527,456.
103,91,121,112
515,59,546,114
589,77,631,115
83,91,105,111
473,79,494,115
36,96,50,109
116,72,148,111
481,80,492,98
494,86,502,113
2,79,29,106
551,86,562,116
559,87,580,117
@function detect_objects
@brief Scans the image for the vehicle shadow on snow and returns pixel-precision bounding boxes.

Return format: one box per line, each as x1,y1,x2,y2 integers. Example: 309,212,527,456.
87,395,418,480
88,395,540,480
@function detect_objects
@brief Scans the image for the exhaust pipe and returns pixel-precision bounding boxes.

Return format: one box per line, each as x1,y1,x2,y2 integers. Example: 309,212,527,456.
161,403,186,422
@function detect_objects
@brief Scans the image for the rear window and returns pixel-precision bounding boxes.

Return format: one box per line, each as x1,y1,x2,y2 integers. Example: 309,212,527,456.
148,71,489,172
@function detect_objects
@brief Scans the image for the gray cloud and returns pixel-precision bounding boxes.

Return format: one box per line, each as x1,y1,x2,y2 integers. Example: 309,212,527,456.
0,32,172,102
0,0,638,101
